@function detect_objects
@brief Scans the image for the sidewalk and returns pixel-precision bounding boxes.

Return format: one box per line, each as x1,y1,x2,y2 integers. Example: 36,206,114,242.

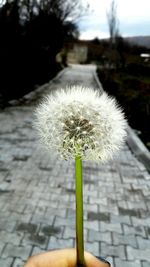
0,65,150,267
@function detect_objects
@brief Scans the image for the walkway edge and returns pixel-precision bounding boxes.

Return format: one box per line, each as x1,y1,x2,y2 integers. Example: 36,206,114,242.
127,126,150,172
93,70,103,92
94,70,150,172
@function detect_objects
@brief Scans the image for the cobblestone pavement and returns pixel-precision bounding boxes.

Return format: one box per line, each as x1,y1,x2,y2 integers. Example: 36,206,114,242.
0,65,150,267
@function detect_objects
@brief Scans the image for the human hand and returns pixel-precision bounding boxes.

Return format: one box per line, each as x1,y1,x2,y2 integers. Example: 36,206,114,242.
24,248,110,267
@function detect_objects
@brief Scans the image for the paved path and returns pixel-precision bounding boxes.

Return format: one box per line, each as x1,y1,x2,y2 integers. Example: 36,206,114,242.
0,65,150,267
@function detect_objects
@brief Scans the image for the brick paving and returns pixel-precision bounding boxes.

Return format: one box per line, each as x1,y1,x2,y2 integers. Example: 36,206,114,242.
0,64,150,267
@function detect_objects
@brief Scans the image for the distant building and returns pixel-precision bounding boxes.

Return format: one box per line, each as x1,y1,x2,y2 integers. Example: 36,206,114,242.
66,41,88,64
57,39,107,65
140,53,150,62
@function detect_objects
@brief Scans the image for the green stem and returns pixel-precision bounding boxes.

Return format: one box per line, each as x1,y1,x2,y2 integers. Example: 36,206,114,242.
75,156,85,266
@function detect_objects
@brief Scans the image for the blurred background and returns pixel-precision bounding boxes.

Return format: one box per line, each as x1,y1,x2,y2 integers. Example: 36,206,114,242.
0,0,149,149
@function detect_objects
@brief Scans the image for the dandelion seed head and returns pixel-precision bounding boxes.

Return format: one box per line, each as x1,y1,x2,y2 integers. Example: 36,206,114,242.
34,86,127,161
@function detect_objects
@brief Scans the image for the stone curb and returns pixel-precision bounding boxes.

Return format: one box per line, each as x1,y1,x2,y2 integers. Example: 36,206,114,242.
93,70,150,173
126,126,150,172
93,70,104,92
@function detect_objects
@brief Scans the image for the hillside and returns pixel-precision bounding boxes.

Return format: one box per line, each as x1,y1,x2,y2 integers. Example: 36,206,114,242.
125,36,150,48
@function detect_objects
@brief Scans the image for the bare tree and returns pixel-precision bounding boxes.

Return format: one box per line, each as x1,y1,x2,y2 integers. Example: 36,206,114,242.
107,0,119,48
106,0,120,68
0,0,88,102
18,0,88,25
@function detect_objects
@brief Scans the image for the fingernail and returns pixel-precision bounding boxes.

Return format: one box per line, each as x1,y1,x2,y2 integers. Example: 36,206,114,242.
96,256,111,266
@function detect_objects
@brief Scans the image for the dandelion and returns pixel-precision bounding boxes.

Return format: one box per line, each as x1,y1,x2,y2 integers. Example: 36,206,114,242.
34,86,127,266
35,86,127,162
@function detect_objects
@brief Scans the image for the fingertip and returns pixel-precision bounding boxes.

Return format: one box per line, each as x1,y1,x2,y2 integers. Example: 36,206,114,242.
84,252,110,267
96,256,110,266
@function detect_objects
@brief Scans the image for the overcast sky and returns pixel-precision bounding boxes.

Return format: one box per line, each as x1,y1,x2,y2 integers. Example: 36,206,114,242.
79,0,150,39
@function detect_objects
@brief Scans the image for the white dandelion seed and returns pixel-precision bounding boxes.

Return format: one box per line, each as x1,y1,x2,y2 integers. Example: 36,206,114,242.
34,86,127,162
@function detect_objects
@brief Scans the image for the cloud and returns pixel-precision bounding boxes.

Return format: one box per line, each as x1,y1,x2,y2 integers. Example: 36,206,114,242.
79,30,109,40
79,0,150,39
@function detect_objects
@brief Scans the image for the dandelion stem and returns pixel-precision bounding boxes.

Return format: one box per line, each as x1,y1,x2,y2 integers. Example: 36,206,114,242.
75,156,85,266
